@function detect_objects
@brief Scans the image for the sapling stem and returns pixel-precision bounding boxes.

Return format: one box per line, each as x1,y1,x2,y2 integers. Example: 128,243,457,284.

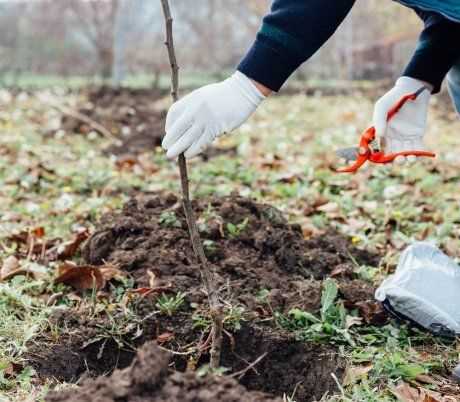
159,0,223,369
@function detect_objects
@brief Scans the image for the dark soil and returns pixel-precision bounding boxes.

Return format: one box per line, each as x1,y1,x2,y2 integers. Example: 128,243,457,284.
40,194,383,401
46,341,283,402
59,86,167,155
221,324,343,402
83,193,380,314
58,86,237,160
29,314,138,382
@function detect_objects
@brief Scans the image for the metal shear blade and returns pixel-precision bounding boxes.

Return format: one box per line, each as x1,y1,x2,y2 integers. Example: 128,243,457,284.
336,147,359,162
335,87,435,173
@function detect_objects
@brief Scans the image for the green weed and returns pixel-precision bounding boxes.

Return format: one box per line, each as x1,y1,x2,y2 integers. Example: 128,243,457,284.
156,292,186,316
159,211,182,228
226,218,249,238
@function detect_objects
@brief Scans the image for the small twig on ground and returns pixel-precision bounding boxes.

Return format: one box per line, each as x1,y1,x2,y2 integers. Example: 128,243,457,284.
229,352,268,380
49,103,118,141
223,329,236,351
160,0,223,369
157,345,197,356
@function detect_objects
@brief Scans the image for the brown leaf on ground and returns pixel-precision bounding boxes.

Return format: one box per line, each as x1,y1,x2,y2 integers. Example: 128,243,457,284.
1,255,20,278
391,382,448,402
355,300,389,325
128,285,172,298
57,228,90,260
345,315,363,329
343,364,373,386
330,263,354,279
1,256,48,281
7,227,58,258
415,374,442,386
157,332,174,344
129,287,153,295
54,262,104,290
316,202,339,214
32,226,46,238
0,255,32,281
391,382,424,402
115,155,138,170
99,265,125,282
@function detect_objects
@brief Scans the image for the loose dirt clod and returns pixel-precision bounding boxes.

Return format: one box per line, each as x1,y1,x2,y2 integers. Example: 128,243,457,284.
46,341,283,402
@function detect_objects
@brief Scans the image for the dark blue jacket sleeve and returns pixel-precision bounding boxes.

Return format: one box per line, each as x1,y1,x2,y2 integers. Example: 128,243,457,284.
403,10,460,93
237,0,355,92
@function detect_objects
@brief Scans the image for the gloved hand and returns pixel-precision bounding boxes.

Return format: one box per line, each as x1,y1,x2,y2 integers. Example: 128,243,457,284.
162,71,265,159
373,76,432,163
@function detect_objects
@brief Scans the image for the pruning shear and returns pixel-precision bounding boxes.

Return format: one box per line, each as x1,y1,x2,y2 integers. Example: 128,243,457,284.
336,87,435,173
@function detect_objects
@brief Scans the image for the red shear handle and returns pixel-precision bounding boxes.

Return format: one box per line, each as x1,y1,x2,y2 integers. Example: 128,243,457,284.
386,93,418,121
336,87,433,173
369,150,436,164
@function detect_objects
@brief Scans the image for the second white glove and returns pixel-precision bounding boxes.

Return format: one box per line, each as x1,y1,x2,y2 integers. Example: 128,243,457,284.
373,76,431,162
162,71,265,159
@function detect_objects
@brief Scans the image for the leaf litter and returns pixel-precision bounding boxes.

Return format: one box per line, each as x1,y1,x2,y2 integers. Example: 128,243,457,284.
2,87,460,401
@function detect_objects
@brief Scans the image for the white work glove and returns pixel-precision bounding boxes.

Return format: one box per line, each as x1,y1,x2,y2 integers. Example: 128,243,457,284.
162,71,265,159
373,76,431,163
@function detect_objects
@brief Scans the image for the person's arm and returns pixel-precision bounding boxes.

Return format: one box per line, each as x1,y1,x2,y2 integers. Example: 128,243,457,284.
238,0,356,92
162,0,356,159
372,10,460,163
403,10,460,93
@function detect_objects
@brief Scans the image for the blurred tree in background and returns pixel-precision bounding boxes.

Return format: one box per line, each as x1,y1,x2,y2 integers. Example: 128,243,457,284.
0,0,421,87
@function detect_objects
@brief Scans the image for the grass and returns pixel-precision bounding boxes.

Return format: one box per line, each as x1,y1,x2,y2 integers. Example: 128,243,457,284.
1,85,460,400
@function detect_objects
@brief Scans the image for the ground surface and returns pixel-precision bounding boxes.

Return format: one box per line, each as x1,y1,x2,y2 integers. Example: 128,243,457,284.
1,85,460,401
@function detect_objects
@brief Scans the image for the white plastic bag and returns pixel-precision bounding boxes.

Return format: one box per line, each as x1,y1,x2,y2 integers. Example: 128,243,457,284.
375,242,460,336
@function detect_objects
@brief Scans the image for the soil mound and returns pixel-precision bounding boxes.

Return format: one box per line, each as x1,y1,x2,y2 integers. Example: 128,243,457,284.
83,193,380,314
38,194,382,401
46,341,282,402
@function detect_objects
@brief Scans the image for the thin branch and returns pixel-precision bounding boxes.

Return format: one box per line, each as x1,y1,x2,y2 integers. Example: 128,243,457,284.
229,352,268,380
49,103,117,141
159,0,223,370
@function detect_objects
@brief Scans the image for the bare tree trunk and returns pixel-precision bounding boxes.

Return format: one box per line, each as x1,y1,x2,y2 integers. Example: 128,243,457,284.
113,0,146,86
152,68,161,90
344,11,354,80
100,47,114,80
159,0,223,370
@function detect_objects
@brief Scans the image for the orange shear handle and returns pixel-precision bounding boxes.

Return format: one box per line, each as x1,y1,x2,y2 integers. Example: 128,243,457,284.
336,88,435,173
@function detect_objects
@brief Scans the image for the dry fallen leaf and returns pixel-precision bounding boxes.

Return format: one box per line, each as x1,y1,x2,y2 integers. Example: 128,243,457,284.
157,332,174,344
355,300,388,325
147,270,157,288
1,257,48,281
99,265,125,282
31,226,45,238
391,382,446,402
57,228,90,260
391,382,423,402
55,262,104,290
1,255,20,279
130,287,154,296
415,374,442,386
345,315,363,329
8,227,58,258
0,256,39,281
129,285,172,297
316,202,339,214
343,364,373,386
